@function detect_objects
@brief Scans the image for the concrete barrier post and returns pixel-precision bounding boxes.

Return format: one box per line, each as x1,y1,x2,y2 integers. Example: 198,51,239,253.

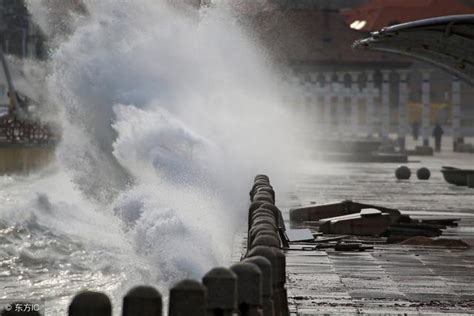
230,263,263,316
251,235,280,249
251,209,277,220
249,201,266,213
169,280,207,316
250,182,272,201
252,215,277,228
251,208,277,220
247,247,288,316
252,217,277,229
246,175,288,316
68,291,112,316
273,250,289,316
202,267,237,316
251,230,279,243
248,224,278,249
258,204,285,231
249,223,277,235
254,174,269,182
122,286,162,316
243,256,275,316
249,204,276,234
254,187,275,202
251,212,278,229
248,201,266,234
250,183,272,198
252,194,274,204
253,179,270,187
252,182,271,194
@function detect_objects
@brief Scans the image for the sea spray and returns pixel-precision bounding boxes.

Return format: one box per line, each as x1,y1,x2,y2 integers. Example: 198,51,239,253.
5,0,310,310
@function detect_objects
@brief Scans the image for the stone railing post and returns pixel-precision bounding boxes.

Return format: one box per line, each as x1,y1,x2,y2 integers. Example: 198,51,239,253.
247,247,288,316
69,291,112,316
202,267,237,316
230,262,263,316
122,286,162,316
243,256,274,316
169,280,207,316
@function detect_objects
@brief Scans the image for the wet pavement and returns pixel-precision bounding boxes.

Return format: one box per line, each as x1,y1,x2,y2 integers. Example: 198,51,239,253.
285,246,474,314
280,147,474,314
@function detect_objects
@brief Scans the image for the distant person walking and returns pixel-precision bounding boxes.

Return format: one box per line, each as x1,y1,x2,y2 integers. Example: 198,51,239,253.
412,120,420,140
432,123,444,152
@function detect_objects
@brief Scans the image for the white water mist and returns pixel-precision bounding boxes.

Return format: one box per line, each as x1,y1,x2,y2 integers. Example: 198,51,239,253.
21,0,308,302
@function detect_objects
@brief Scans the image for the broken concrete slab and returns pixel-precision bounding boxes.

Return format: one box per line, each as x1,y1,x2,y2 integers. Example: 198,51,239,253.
290,200,401,223
318,212,392,236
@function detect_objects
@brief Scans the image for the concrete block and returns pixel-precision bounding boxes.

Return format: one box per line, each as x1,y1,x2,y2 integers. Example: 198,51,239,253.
169,280,207,316
395,166,411,180
251,235,280,249
417,167,431,180
252,217,277,229
243,256,274,316
202,267,237,315
254,175,270,182
249,201,266,213
230,263,263,316
123,286,162,316
253,194,274,204
69,291,112,316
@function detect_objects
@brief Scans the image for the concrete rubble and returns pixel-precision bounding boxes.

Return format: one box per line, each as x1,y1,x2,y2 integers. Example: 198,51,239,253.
289,200,459,241
275,153,474,314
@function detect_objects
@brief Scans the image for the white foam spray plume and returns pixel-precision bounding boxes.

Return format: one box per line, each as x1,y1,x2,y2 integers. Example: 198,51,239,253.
11,0,309,311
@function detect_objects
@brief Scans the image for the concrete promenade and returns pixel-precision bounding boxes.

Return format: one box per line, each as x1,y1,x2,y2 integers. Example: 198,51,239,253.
279,150,474,315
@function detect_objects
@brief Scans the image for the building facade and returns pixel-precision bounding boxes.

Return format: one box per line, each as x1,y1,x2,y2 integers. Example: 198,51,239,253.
246,0,474,149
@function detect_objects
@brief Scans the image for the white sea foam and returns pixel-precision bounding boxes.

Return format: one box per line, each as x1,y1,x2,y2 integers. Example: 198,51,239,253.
1,0,308,310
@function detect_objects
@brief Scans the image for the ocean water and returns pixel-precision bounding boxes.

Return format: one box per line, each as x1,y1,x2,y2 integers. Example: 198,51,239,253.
0,0,307,314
